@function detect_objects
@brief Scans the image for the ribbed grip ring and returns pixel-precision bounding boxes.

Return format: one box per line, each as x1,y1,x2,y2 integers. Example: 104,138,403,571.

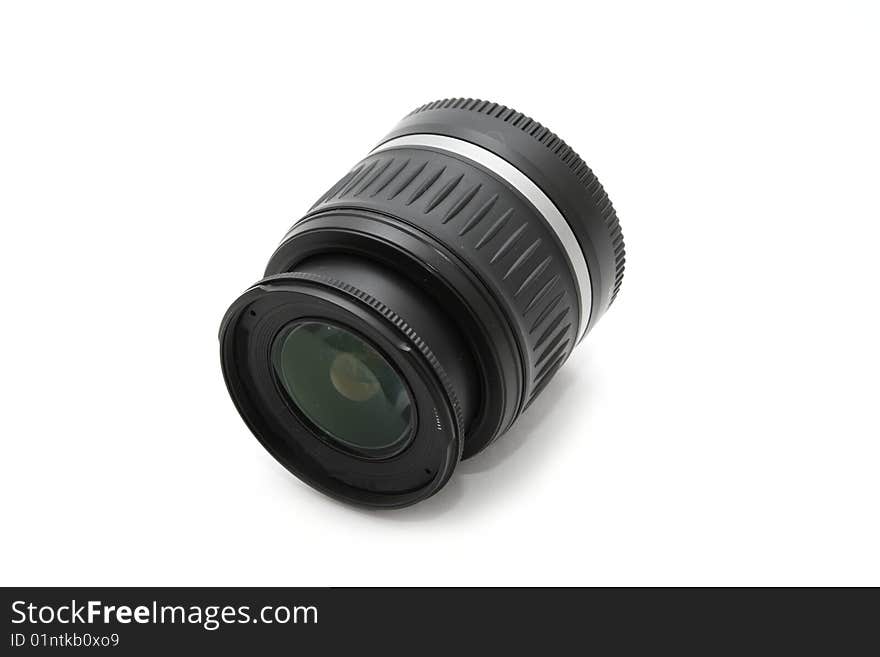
304,146,579,408
406,98,625,305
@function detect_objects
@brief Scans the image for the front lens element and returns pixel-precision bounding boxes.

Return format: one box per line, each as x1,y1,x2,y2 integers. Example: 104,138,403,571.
272,321,413,456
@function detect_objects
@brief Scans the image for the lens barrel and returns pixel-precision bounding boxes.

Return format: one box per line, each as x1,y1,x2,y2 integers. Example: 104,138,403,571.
220,98,625,508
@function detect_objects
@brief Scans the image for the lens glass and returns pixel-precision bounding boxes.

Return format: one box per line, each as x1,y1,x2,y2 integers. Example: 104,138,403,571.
272,321,413,456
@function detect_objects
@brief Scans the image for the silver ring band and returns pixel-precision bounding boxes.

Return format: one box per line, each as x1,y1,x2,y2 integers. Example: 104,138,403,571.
371,134,592,342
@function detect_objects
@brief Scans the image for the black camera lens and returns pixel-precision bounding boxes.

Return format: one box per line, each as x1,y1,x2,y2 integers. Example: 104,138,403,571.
220,98,625,508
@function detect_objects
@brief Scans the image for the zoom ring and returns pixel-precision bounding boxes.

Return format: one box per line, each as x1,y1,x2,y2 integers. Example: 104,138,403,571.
306,147,579,409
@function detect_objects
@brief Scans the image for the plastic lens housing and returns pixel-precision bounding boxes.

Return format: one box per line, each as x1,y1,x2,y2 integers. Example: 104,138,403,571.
220,98,625,508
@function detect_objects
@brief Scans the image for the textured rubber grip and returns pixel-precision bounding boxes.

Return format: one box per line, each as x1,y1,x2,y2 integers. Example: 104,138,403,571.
305,146,579,409
382,98,625,323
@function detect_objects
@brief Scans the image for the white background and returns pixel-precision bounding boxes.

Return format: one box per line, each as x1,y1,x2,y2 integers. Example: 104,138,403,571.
1,1,878,586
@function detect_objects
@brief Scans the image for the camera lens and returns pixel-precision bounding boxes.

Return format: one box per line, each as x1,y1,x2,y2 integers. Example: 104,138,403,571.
220,98,625,508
